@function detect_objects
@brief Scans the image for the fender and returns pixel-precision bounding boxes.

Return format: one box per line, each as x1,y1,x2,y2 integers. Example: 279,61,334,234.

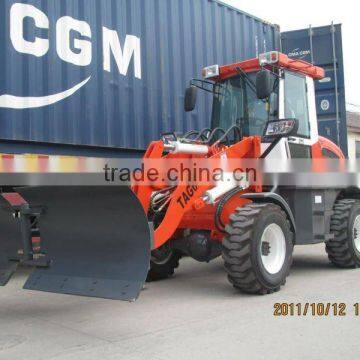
240,192,296,233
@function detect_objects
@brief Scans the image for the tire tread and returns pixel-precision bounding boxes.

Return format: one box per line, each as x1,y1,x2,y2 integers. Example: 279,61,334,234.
146,251,182,282
326,199,360,268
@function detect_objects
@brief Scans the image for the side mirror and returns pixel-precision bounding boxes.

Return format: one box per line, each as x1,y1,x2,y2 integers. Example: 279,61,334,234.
265,119,299,138
256,69,274,100
184,85,198,112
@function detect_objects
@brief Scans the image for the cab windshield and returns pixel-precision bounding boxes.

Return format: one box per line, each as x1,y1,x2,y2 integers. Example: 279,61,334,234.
211,72,279,136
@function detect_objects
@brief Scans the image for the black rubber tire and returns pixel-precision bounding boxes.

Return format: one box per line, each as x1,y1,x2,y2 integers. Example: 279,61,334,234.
326,199,360,268
146,246,182,282
222,203,294,295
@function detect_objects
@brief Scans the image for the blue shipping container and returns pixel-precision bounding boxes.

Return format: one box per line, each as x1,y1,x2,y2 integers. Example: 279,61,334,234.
0,0,280,157
281,24,348,156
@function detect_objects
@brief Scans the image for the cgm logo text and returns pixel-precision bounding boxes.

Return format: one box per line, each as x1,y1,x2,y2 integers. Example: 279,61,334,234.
0,2,142,109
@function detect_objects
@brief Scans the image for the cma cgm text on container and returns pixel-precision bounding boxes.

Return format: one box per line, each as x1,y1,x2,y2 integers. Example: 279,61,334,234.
6,2,142,106
0,0,279,156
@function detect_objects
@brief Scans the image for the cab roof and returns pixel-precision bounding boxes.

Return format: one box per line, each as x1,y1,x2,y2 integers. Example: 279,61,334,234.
217,52,325,81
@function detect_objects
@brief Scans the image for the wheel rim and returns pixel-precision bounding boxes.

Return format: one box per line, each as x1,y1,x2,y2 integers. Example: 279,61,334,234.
151,245,173,265
260,223,286,274
353,215,360,252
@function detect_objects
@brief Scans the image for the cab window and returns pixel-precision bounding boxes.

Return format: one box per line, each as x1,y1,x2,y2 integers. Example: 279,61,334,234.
212,73,279,137
284,72,310,138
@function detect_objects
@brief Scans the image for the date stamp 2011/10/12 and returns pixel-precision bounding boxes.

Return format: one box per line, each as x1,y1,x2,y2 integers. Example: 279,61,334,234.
274,303,360,317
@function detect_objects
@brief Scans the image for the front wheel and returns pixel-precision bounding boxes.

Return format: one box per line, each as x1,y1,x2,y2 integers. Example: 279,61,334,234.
146,244,182,282
222,203,294,295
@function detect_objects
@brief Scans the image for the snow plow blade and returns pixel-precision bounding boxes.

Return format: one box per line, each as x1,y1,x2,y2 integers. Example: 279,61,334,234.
17,186,151,301
0,196,21,286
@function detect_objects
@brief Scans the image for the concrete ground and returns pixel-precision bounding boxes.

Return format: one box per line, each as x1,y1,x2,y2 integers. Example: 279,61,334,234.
1,244,359,360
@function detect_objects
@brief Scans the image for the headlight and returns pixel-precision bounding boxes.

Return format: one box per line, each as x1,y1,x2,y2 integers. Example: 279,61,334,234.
259,51,279,66
265,119,298,138
202,65,220,79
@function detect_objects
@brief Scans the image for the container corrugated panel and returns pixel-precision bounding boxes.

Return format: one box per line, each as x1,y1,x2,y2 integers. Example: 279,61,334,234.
281,24,348,156
0,0,280,156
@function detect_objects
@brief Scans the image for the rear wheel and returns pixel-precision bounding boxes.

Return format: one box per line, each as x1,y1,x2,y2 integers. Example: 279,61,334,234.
146,244,182,282
326,199,360,268
222,203,294,295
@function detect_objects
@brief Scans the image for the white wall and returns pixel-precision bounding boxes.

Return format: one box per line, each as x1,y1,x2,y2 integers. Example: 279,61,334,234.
347,131,360,159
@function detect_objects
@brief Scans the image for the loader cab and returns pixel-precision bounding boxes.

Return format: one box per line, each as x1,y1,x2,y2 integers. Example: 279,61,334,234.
197,52,324,158
211,71,318,159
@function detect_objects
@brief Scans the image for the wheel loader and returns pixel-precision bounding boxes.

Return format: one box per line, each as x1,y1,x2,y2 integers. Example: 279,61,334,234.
1,51,359,300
